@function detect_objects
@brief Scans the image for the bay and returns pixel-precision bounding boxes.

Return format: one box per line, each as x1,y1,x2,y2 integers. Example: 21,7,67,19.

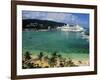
22,31,89,60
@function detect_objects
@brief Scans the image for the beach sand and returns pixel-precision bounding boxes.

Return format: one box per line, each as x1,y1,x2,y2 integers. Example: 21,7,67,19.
22,53,89,69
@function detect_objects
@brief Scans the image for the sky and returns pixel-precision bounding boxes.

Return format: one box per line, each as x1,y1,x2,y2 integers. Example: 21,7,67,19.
22,11,89,28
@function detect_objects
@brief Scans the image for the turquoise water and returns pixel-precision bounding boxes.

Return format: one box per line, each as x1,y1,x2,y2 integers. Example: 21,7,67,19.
22,31,89,60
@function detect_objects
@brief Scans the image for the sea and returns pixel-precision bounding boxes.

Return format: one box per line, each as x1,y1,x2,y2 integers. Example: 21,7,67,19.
22,31,89,61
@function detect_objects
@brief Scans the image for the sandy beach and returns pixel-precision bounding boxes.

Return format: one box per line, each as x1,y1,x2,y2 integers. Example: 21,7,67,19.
22,52,89,69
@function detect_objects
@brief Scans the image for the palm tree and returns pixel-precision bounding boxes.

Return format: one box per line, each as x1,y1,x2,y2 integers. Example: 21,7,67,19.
66,58,76,67
49,57,57,67
44,55,49,62
52,51,57,58
37,52,44,67
58,54,63,60
49,51,58,67
38,52,44,61
24,51,31,61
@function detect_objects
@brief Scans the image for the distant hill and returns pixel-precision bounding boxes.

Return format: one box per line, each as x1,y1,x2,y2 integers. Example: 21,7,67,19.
22,19,66,30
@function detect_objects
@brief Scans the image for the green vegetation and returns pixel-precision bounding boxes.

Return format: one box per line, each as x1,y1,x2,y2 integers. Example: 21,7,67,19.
22,19,66,30
22,51,78,69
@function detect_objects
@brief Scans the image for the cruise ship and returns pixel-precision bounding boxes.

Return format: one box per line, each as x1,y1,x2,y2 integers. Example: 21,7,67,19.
57,24,84,32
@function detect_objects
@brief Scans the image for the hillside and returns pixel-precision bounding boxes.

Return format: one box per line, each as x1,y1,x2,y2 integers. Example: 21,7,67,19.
22,19,66,30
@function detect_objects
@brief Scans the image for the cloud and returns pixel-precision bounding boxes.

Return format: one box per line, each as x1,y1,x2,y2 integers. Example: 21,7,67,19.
41,12,78,24
63,13,78,24
22,11,78,22
42,12,66,22
22,11,89,27
22,11,80,24
22,11,46,19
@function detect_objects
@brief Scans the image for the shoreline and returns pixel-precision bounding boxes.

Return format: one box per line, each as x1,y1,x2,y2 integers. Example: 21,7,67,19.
22,51,89,69
31,54,89,65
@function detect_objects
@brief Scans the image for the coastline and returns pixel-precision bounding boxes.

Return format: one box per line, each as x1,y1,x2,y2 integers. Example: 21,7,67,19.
22,31,89,69
30,54,89,67
22,51,89,69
